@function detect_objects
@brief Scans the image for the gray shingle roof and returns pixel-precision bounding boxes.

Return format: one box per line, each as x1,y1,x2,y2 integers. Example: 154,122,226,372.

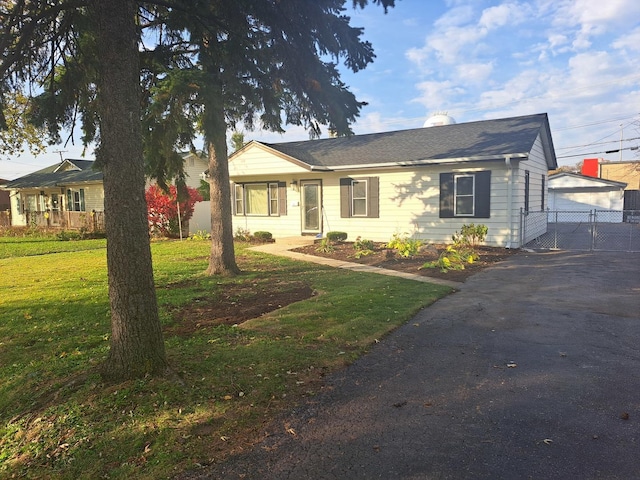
260,113,556,169
2,159,102,189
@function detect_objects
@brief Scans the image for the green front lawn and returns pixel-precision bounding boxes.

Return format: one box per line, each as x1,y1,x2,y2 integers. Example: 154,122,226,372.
0,238,451,479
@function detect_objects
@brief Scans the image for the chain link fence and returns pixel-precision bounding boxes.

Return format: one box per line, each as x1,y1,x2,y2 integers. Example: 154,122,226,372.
522,209,640,252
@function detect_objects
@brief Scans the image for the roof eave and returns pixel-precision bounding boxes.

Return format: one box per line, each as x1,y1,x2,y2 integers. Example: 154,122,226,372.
327,153,530,171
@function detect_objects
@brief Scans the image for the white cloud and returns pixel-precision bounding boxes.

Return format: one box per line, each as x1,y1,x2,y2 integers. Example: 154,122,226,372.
612,26,640,53
478,2,530,30
433,5,476,28
455,62,494,84
411,80,467,111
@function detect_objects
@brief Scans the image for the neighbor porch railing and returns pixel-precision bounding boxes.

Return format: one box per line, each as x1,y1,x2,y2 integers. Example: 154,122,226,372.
24,210,105,232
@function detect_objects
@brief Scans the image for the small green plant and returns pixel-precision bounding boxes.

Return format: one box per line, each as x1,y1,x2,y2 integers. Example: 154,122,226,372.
253,231,273,242
385,232,423,258
189,230,211,240
422,244,479,272
234,227,252,241
455,223,488,247
422,224,488,272
56,230,81,241
353,236,375,258
316,237,335,253
326,231,347,242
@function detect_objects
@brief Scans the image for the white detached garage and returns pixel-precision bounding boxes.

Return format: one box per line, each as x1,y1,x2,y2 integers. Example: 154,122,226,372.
548,172,627,222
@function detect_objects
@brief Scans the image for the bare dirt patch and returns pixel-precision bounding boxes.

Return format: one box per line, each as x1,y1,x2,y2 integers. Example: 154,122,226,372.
166,281,315,336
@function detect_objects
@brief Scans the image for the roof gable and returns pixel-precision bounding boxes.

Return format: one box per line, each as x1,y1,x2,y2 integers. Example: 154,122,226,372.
229,141,314,175
3,159,102,189
242,113,557,171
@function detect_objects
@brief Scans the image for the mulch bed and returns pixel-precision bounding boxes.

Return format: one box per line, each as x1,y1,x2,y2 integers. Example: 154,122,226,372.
292,241,521,283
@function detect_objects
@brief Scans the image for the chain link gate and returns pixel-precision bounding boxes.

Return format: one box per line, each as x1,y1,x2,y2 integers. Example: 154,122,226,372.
521,209,640,252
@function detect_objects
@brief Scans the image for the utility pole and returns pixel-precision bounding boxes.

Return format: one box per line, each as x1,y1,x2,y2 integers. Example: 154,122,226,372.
619,124,623,162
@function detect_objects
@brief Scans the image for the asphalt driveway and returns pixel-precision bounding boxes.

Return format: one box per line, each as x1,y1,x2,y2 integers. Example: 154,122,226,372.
184,250,640,479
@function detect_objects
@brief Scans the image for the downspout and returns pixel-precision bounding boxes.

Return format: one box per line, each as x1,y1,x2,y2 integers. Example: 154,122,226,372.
505,156,514,248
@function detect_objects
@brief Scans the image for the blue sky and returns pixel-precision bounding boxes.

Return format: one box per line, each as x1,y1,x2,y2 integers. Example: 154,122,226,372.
2,0,639,179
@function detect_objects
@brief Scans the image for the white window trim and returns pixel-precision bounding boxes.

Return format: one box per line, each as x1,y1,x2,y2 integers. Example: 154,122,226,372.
351,179,368,217
454,174,475,216
235,182,280,217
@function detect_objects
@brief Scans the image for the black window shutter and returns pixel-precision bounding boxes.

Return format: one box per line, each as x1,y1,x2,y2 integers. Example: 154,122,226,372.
367,177,379,218
340,178,351,218
524,170,530,212
439,173,454,218
475,171,491,218
278,182,287,216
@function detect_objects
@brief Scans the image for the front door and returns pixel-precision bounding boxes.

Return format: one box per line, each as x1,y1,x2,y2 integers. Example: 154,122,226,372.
301,180,322,234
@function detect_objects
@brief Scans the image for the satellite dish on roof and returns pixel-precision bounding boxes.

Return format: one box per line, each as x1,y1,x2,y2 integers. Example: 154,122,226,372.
423,112,456,127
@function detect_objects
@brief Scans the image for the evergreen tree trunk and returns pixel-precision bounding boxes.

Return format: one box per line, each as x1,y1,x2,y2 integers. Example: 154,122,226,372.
204,78,239,275
91,0,167,380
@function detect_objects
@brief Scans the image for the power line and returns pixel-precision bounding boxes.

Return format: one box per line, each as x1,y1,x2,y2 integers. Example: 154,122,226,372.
556,145,639,159
556,136,640,151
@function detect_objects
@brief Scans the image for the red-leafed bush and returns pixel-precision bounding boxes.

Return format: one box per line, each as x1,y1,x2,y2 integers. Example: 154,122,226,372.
145,184,202,237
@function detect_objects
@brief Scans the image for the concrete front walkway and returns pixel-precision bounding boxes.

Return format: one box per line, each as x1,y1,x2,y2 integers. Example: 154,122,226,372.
250,237,462,289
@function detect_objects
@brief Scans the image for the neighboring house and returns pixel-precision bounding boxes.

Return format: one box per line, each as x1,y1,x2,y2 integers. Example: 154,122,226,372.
228,113,557,248
598,161,640,191
0,178,11,227
181,152,211,232
2,159,104,229
2,152,209,231
548,172,627,223
581,158,640,212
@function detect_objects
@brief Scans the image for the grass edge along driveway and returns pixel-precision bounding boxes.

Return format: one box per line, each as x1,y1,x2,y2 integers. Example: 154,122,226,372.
0,238,452,480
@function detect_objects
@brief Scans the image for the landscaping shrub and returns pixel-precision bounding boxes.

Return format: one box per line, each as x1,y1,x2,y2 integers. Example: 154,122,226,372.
353,236,375,258
422,224,488,272
455,223,488,247
386,232,423,258
234,227,252,241
316,237,335,253
326,231,347,242
146,184,202,238
253,231,273,242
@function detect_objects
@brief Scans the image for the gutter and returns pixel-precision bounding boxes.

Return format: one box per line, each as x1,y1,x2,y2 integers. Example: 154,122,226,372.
327,153,530,171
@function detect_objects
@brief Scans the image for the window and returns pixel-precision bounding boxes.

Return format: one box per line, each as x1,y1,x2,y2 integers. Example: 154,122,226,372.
524,170,530,212
24,194,37,212
454,175,475,216
66,188,86,212
233,182,286,216
352,180,368,216
234,184,244,215
439,171,491,218
340,177,379,218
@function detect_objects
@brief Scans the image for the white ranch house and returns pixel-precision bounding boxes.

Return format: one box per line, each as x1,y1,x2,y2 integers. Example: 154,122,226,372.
228,113,557,248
